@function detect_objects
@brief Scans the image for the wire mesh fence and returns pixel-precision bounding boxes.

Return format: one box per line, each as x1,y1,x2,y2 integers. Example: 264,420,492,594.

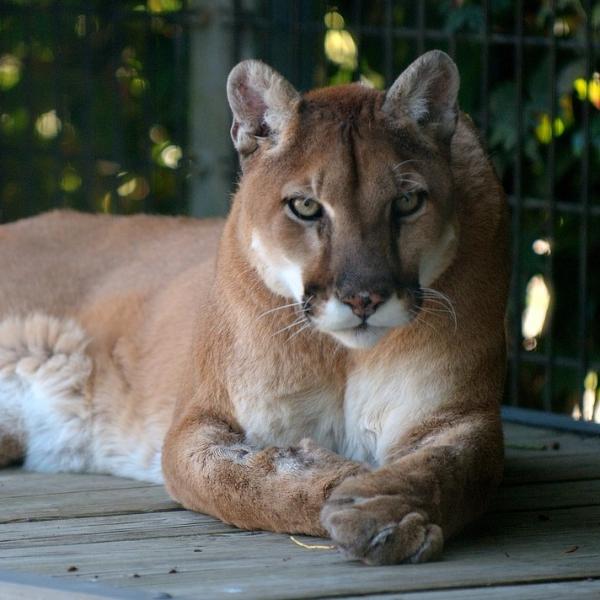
0,0,598,426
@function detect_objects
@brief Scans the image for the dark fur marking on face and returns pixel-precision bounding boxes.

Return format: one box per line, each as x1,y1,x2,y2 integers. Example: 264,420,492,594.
340,120,360,191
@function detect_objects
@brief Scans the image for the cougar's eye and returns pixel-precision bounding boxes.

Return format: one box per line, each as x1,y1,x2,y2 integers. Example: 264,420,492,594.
287,197,323,221
394,191,426,218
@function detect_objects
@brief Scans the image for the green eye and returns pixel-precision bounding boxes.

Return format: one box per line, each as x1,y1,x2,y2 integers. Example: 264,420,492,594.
288,197,323,220
394,191,426,218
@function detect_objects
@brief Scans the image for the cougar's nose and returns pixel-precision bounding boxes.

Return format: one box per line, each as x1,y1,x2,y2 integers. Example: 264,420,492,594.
341,291,386,319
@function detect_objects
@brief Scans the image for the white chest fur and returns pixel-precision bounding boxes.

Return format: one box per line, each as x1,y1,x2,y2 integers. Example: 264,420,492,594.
342,358,448,464
231,381,345,452
233,354,449,465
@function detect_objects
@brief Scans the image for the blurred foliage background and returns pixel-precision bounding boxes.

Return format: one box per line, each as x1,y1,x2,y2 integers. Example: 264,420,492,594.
0,0,598,421
0,0,189,218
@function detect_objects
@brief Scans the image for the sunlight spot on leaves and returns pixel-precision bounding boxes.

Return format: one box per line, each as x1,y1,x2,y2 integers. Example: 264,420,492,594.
0,54,21,90
522,275,550,347
60,167,82,193
532,239,551,256
35,110,62,140
324,30,357,70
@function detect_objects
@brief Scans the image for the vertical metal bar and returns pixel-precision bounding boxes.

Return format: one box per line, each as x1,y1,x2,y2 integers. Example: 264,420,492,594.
81,3,95,212
21,1,36,216
51,0,64,210
384,0,393,85
577,0,592,419
292,0,301,88
510,0,524,406
480,0,490,137
232,0,242,64
320,0,328,85
141,8,156,213
152,9,162,213
0,2,3,217
351,0,362,82
296,0,316,91
173,0,187,214
416,0,425,56
447,30,456,59
446,1,457,60
263,1,270,64
230,0,243,186
543,1,557,413
267,0,275,65
110,2,125,213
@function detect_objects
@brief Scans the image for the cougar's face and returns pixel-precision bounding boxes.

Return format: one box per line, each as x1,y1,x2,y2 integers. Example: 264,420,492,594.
241,87,458,350
227,51,462,350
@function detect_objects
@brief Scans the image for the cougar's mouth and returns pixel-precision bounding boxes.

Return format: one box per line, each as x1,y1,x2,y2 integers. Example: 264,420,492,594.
301,293,416,350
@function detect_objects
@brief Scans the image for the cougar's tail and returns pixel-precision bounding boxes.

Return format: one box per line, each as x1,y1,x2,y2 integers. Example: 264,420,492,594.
0,313,93,471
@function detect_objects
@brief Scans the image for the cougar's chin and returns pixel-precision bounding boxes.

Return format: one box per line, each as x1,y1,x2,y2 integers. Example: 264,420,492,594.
328,325,392,349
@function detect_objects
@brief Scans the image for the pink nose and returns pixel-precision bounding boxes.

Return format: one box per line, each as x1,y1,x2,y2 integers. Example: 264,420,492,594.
342,292,385,319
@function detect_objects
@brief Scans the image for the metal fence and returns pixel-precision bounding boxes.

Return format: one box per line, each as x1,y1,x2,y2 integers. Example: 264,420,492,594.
1,0,598,428
0,0,191,220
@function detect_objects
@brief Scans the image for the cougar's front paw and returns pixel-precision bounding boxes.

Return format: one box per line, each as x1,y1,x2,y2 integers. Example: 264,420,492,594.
321,493,443,565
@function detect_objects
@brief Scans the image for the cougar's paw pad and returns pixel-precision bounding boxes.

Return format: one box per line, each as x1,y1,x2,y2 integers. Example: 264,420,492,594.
321,504,444,565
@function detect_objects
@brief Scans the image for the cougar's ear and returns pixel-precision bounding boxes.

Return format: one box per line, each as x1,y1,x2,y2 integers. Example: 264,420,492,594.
382,50,459,143
227,60,300,159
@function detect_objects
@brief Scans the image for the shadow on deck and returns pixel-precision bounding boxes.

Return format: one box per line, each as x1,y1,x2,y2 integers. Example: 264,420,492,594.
0,422,599,600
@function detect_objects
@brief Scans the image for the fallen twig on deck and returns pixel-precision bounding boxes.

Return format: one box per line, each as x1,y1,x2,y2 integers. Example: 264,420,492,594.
289,535,336,550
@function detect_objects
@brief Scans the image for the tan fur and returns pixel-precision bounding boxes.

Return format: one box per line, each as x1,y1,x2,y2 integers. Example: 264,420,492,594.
0,52,509,565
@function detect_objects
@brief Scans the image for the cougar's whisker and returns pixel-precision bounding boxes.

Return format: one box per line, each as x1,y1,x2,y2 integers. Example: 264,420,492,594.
256,301,305,321
272,317,307,337
418,287,457,333
410,309,439,335
419,306,454,316
285,322,311,343
391,159,425,173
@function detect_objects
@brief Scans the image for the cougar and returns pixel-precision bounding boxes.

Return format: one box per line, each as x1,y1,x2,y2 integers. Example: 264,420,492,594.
0,50,509,565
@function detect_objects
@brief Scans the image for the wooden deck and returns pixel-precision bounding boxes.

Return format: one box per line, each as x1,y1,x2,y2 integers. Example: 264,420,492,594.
1,422,600,600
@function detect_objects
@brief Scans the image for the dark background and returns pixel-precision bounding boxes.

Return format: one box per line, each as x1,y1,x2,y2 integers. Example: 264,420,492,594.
0,0,598,424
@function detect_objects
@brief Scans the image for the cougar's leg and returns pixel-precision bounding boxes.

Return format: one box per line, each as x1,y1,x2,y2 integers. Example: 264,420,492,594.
162,412,366,535
320,410,504,565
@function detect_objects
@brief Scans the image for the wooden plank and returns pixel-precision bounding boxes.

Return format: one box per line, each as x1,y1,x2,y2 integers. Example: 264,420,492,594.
0,569,150,600
503,419,600,486
503,453,600,485
0,506,598,599
0,512,237,549
503,420,600,443
0,485,179,524
0,469,157,499
493,478,600,512
503,421,600,456
0,582,127,600
0,469,180,523
344,579,600,599
502,406,600,436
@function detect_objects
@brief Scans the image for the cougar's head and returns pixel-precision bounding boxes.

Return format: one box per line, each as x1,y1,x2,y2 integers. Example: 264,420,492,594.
227,51,460,349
